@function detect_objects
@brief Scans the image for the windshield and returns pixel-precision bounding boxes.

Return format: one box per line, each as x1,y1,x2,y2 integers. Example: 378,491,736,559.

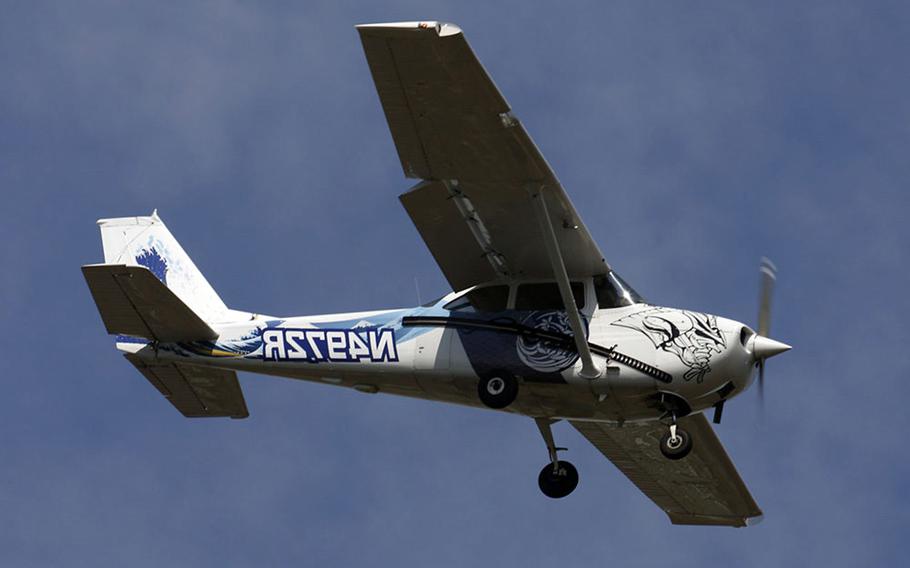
594,271,645,308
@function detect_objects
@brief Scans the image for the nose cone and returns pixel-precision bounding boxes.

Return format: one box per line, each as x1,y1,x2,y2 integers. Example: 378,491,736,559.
749,335,792,360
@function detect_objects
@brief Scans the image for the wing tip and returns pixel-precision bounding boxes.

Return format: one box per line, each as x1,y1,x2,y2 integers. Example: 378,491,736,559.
667,511,764,528
355,21,462,38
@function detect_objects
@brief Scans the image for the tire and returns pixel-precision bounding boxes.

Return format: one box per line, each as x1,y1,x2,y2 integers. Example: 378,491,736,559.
659,427,692,460
478,374,518,409
538,460,579,499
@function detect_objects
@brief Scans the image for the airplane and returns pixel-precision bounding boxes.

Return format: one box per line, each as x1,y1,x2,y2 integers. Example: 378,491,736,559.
82,21,791,527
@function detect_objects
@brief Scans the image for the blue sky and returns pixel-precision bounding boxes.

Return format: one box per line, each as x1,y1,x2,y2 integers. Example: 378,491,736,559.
2,0,908,565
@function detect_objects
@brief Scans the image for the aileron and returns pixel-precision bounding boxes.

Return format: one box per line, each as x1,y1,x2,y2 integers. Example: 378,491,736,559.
358,21,536,181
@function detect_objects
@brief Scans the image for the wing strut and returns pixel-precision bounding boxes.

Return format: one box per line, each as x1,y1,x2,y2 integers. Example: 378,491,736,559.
529,186,601,379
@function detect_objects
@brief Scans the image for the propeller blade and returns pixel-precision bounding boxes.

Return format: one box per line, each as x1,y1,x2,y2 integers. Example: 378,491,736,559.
758,257,777,337
754,258,790,410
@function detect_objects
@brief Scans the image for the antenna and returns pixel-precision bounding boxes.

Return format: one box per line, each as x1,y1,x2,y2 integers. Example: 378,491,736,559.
414,276,422,305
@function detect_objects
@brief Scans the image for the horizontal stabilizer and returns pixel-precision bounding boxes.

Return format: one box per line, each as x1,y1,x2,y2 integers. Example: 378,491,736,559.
125,354,249,419
82,264,217,342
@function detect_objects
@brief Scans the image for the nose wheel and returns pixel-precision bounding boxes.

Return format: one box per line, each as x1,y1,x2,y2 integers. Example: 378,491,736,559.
534,418,578,499
659,422,692,460
478,373,518,409
656,394,694,460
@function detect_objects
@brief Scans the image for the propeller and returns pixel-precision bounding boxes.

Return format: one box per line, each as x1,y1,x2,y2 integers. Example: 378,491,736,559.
751,258,791,404
715,258,790,424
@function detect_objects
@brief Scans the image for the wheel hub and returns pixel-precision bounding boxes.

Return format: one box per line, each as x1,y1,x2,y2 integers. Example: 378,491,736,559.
487,377,505,395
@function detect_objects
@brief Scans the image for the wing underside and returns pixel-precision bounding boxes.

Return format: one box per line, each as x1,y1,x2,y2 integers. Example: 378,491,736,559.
358,22,608,290
570,414,762,527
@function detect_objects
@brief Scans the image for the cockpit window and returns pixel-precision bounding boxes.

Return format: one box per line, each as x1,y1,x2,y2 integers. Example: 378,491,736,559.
444,285,509,312
514,282,585,311
594,271,645,308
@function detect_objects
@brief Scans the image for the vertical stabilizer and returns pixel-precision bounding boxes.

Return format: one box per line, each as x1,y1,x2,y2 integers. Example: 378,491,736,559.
96,211,229,323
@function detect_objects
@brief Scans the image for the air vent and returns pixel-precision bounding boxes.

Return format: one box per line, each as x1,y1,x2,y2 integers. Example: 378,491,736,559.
740,326,755,347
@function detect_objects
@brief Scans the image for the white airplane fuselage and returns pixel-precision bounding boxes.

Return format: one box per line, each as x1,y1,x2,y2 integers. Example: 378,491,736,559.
119,284,760,423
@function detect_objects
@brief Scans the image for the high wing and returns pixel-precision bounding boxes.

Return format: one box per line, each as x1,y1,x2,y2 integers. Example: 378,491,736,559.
357,22,608,291
570,414,763,527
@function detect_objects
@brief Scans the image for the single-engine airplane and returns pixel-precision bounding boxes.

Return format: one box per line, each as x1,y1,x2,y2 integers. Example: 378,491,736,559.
83,22,791,527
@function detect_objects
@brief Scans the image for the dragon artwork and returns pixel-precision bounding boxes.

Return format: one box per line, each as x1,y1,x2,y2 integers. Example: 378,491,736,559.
612,307,727,383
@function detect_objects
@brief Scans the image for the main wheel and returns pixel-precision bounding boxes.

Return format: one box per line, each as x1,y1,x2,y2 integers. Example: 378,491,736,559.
478,374,518,409
538,460,579,499
659,427,692,460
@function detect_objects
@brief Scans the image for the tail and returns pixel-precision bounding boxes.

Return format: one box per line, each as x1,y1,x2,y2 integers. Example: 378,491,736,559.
95,210,229,324
84,211,251,419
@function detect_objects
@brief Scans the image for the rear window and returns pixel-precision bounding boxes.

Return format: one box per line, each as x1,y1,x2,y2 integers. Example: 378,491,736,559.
444,285,509,313
514,282,585,311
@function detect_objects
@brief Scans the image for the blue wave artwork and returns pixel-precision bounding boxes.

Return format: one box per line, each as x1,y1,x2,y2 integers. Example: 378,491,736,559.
135,248,168,284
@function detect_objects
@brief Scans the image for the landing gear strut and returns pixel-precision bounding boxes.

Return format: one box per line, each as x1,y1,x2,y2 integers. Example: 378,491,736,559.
656,393,693,460
659,416,692,460
534,418,578,498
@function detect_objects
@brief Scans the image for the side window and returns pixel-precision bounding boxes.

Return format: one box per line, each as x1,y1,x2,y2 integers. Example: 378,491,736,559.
444,285,509,313
514,282,585,311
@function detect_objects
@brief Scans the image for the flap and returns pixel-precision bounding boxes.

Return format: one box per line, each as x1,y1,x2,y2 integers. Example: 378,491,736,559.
400,179,608,290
